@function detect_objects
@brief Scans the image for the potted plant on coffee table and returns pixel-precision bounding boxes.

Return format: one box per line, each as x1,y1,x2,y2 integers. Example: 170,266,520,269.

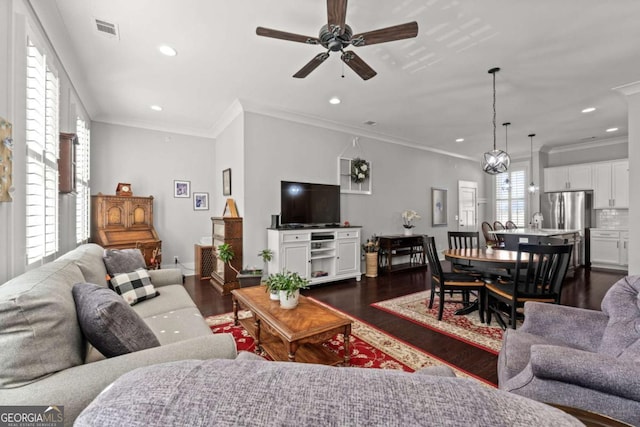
265,270,309,309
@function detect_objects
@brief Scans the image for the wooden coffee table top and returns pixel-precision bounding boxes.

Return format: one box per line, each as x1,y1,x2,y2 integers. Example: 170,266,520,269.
231,286,351,342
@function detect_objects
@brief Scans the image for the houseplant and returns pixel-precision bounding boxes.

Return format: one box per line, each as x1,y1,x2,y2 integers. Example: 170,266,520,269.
216,243,239,276
265,270,309,309
402,209,421,235
362,235,379,278
237,248,274,288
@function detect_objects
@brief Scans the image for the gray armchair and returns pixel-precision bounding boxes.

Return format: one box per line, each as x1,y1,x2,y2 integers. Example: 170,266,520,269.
498,275,640,426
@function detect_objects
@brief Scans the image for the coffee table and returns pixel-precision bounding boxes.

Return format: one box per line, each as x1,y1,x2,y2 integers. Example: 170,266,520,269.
231,286,352,366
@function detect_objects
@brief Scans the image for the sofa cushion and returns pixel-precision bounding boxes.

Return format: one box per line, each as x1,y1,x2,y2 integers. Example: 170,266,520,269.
142,307,212,345
103,248,146,277
110,269,158,305
0,261,86,388
132,284,196,318
75,359,583,427
58,243,110,287
599,275,640,357
72,283,160,358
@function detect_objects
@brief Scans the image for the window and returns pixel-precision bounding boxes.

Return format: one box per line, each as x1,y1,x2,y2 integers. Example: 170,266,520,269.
495,169,525,227
26,39,59,265
76,117,90,243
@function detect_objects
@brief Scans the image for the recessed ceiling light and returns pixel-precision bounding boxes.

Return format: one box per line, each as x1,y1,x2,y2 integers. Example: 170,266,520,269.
150,105,163,111
581,107,596,113
329,96,341,105
455,138,464,142
606,127,618,132
158,45,177,57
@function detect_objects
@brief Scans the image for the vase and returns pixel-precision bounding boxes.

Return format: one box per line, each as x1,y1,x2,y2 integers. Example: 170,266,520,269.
403,227,413,236
365,252,378,278
279,289,299,309
269,290,280,301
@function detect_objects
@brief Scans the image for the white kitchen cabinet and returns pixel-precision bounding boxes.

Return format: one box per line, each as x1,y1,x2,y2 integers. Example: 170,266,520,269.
590,229,628,269
593,160,629,209
544,164,593,192
268,227,362,285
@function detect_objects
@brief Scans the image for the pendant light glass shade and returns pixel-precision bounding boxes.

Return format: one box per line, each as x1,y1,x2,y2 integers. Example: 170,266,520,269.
528,133,537,193
482,68,511,175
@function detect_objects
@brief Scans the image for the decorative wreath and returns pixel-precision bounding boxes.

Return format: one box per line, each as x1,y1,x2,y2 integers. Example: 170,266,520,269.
351,158,370,183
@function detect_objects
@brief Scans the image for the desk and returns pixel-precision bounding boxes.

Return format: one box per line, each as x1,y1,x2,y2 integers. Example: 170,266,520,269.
378,235,427,273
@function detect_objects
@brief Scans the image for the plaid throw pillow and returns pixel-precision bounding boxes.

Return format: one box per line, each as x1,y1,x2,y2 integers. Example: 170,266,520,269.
109,268,158,305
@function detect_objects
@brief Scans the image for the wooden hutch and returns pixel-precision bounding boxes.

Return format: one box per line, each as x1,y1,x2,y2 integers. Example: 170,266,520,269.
90,193,162,268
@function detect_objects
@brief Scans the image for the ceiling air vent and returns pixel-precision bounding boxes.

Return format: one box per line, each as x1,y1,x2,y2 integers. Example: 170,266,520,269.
95,19,119,39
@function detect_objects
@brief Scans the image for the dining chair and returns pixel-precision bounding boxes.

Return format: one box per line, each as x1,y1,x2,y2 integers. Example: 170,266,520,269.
447,231,480,274
505,220,517,229
492,221,506,248
425,236,485,322
484,243,573,329
481,222,497,247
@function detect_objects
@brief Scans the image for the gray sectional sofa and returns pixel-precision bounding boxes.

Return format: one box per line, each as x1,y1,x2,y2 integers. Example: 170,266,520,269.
0,243,237,426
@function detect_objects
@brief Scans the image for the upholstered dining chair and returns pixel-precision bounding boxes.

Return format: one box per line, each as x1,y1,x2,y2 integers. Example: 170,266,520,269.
484,243,573,329
481,221,497,248
505,220,518,229
425,236,485,322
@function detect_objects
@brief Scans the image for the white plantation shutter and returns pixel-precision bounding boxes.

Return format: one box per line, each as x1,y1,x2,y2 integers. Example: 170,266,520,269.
26,39,59,265
495,169,526,227
76,117,91,243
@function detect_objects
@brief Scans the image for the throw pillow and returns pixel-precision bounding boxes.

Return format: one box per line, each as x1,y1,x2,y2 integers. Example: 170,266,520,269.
103,248,147,277
110,268,158,305
72,283,160,358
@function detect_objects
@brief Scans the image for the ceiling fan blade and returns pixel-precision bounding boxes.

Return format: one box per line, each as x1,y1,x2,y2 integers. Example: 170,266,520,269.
256,27,320,45
293,52,330,78
341,51,376,80
327,0,348,35
351,21,418,46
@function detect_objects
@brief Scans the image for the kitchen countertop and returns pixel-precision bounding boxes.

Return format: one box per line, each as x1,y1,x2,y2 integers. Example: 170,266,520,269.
489,228,581,237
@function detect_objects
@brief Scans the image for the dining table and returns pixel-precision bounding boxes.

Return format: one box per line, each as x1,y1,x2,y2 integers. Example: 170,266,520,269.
442,248,529,316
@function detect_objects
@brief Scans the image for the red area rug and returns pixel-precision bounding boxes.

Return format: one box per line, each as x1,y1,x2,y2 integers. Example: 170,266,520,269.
372,291,506,354
206,304,493,386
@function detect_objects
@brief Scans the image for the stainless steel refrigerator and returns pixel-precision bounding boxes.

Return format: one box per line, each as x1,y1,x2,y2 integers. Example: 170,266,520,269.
541,190,593,265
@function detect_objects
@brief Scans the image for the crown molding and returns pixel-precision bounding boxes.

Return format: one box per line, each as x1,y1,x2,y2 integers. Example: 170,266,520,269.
210,99,244,138
542,135,627,154
236,99,477,162
613,81,640,96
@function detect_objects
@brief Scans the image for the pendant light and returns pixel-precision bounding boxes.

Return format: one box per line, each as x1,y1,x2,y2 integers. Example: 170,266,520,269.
528,133,537,193
482,67,511,174
502,122,511,190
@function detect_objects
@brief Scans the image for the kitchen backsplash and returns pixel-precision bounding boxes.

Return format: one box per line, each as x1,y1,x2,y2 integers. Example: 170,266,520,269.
595,209,629,229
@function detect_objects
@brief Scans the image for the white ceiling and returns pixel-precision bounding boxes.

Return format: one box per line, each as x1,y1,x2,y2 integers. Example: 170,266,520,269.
30,0,640,160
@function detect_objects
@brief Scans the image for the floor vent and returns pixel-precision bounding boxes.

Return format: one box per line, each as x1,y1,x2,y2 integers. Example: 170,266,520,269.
95,19,119,39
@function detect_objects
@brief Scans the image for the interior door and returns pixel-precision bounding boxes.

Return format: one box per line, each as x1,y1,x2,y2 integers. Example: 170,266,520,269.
458,180,478,231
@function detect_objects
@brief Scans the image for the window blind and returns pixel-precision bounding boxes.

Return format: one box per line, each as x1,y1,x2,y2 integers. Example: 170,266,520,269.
26,39,59,265
495,169,525,227
76,117,91,243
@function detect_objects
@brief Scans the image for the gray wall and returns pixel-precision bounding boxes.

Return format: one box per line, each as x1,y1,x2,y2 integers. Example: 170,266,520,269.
91,122,216,271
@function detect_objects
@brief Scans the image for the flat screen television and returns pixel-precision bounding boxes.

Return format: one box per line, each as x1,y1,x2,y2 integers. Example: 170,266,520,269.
280,181,340,226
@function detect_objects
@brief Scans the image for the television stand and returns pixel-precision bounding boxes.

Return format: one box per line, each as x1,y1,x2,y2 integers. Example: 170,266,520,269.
267,227,362,286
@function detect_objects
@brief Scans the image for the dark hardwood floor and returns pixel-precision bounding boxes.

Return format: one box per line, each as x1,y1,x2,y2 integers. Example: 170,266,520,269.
184,263,626,385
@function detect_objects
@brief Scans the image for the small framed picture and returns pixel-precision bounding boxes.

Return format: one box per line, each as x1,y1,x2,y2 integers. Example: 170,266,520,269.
174,180,190,198
222,168,232,196
193,192,209,210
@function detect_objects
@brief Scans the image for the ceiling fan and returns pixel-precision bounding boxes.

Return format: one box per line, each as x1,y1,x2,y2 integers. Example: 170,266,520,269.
256,0,419,80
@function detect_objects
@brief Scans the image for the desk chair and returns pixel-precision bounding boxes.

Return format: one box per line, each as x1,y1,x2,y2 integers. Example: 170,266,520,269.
484,243,573,329
425,236,485,322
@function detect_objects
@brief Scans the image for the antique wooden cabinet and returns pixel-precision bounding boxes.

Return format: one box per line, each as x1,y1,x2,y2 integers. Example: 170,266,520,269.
91,194,162,268
210,216,243,295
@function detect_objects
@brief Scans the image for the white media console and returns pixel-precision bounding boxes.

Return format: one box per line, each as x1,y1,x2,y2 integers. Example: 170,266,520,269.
267,227,362,285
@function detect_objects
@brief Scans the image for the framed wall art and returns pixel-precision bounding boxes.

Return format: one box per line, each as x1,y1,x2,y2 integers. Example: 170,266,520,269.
222,168,232,196
174,180,190,198
193,192,209,210
432,187,448,226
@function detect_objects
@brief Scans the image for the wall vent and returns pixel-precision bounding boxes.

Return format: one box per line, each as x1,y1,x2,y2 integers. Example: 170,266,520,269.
95,19,119,39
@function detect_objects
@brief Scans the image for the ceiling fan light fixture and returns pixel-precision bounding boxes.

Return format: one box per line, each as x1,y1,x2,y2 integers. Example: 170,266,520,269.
481,67,511,175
